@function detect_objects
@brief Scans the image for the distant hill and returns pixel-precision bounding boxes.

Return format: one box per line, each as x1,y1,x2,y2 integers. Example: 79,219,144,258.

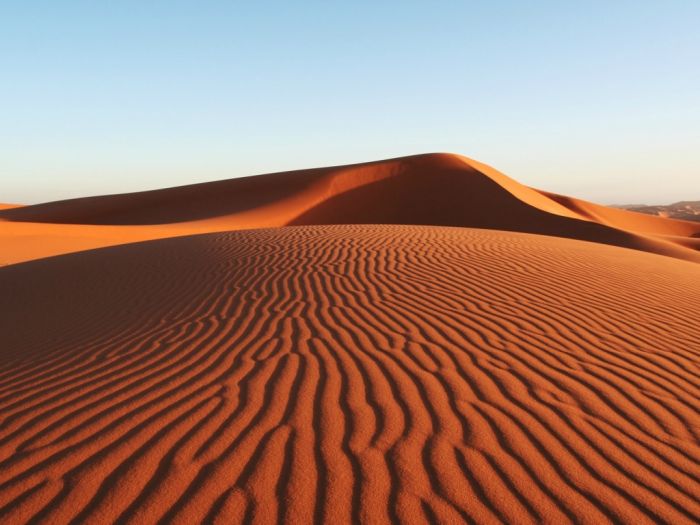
612,201,700,222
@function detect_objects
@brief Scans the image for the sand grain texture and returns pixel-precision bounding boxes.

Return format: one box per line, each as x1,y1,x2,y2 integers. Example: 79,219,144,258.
1,225,699,524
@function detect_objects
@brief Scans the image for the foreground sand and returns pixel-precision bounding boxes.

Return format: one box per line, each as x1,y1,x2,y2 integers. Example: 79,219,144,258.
1,225,699,524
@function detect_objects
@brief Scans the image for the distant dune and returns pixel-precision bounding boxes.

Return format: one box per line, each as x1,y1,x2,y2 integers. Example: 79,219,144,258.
613,201,700,223
1,153,699,265
1,154,699,523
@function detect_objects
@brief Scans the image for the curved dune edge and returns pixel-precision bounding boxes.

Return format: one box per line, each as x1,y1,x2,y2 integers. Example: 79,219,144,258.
538,190,700,237
1,153,699,265
1,225,699,524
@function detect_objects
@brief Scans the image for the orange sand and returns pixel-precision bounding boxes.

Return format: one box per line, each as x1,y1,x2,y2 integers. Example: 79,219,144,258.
2,153,699,265
1,155,699,524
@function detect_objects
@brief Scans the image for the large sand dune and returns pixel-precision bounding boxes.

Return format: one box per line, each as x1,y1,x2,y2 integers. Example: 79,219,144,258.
2,153,699,265
1,154,699,524
1,226,699,524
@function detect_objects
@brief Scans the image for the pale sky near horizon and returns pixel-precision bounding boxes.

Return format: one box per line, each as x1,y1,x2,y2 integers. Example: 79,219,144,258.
1,1,698,205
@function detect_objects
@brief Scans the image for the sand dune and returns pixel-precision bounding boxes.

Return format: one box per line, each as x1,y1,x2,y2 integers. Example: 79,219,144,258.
0,225,698,524
541,191,700,238
2,154,699,523
613,201,700,223
2,153,699,265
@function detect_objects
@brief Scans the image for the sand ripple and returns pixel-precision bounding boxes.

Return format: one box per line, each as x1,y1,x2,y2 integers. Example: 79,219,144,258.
0,225,699,524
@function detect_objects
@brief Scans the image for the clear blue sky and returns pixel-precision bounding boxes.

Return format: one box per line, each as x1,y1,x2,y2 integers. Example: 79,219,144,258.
2,1,698,204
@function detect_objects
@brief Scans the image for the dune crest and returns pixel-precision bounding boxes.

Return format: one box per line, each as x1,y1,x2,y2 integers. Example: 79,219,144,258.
1,153,699,265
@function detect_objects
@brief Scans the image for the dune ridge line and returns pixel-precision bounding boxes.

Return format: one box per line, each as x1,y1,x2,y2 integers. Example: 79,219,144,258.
1,153,699,265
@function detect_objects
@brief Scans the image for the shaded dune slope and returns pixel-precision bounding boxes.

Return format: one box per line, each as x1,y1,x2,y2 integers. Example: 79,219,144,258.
1,154,566,226
2,153,698,263
1,225,699,524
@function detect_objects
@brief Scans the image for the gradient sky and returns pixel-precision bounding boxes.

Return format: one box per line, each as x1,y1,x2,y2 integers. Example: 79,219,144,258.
2,1,698,205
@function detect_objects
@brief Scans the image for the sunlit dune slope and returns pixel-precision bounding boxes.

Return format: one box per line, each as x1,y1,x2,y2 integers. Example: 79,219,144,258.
0,225,698,524
2,153,698,264
540,190,700,237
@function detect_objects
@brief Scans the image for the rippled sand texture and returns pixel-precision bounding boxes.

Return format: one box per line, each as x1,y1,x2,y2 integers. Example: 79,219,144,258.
1,225,699,524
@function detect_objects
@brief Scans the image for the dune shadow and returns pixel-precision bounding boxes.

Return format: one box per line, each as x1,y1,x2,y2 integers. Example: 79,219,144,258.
287,168,666,258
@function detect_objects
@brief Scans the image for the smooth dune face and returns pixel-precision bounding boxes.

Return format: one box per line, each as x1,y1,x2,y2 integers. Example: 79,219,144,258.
2,153,699,265
1,225,699,524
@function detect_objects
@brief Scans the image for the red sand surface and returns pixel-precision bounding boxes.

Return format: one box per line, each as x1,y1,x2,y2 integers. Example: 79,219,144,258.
1,154,699,524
